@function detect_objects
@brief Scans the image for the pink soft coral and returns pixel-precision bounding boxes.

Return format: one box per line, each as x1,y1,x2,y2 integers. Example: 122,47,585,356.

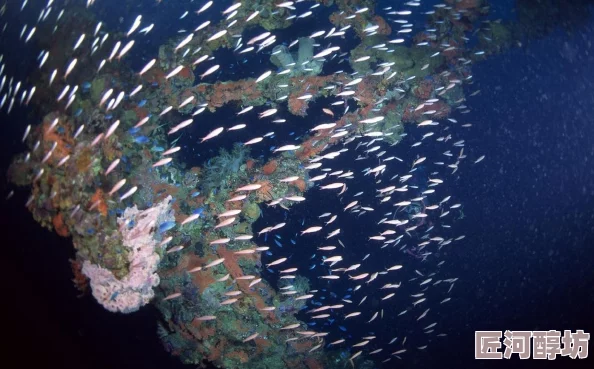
82,196,174,313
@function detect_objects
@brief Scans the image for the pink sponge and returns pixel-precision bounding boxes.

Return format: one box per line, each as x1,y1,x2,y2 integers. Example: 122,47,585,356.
82,196,173,313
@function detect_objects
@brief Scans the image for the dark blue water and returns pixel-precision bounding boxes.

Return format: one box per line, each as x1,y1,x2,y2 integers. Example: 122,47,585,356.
2,1,594,369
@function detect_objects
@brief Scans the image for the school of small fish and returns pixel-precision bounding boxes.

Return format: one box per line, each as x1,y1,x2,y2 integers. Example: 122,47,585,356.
1,0,489,367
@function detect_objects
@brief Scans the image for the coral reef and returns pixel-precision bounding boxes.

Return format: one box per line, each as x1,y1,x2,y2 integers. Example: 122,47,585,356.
4,0,513,366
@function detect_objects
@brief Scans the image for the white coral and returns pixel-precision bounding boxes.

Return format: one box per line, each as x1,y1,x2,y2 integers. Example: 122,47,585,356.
82,196,173,313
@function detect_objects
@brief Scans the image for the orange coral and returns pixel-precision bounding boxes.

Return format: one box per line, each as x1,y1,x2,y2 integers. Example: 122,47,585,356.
291,179,306,192
296,138,324,162
207,337,227,362
69,259,89,297
162,253,216,293
90,188,108,216
178,66,194,80
373,15,392,35
254,180,274,202
143,67,167,86
227,350,249,363
75,148,93,171
262,160,278,175
189,318,217,340
217,245,251,279
134,106,149,120
305,357,324,369
245,159,255,170
42,114,73,161
52,212,69,237
288,95,308,116
216,246,278,322
289,339,316,353
152,183,180,199
254,337,272,355
283,358,303,369
195,80,263,109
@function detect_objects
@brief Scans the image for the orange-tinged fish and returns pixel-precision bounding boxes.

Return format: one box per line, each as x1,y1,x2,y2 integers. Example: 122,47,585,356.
280,323,300,330
203,258,225,269
236,183,262,191
139,59,156,76
200,64,220,79
166,245,184,254
218,209,241,217
152,157,172,167
234,235,253,241
320,183,345,190
162,146,181,156
259,108,277,118
317,246,336,251
244,136,263,145
234,248,256,255
119,186,138,201
349,273,368,280
273,144,300,152
104,120,120,139
168,119,194,135
243,333,259,342
201,127,224,142
163,292,182,301
165,65,184,79
208,30,228,41
228,123,246,131
227,194,247,202
248,278,262,287
266,257,287,267
217,274,230,282
181,213,201,225
350,351,362,360
159,237,173,247
105,158,120,175
108,179,126,196
134,116,150,128
196,315,217,321
225,290,242,297
301,226,322,235
214,217,235,229
295,294,314,300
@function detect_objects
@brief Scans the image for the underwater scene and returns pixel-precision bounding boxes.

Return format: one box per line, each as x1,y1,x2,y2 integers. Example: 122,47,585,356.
1,0,593,369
